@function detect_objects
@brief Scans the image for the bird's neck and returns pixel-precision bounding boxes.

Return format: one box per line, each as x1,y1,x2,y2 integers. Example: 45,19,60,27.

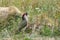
24,15,28,22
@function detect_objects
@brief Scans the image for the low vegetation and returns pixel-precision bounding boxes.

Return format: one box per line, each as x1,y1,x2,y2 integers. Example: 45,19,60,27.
0,0,60,40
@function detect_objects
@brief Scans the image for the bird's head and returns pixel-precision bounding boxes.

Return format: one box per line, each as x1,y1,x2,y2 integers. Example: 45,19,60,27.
22,12,29,21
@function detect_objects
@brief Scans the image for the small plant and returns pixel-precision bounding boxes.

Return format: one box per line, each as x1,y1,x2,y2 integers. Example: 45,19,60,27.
24,37,32,40
40,25,51,36
53,27,60,36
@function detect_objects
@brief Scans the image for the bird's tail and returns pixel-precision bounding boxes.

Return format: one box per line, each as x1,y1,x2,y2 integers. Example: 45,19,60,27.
15,26,24,34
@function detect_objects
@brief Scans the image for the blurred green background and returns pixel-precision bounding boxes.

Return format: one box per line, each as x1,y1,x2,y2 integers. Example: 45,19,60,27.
0,0,60,40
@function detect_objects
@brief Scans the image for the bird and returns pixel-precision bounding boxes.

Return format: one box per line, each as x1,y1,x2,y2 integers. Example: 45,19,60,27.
15,12,29,34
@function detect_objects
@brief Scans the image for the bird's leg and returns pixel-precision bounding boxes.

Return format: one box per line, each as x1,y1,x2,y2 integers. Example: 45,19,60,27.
22,22,29,32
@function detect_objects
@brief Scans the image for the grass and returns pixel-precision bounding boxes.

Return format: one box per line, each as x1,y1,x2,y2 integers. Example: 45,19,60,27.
0,0,60,40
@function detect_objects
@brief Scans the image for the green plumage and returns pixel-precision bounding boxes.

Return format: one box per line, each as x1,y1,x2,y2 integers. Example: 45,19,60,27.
18,20,27,31
15,20,27,34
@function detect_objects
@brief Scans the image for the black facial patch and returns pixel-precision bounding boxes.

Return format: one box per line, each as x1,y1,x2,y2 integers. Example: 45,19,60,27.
22,12,28,20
